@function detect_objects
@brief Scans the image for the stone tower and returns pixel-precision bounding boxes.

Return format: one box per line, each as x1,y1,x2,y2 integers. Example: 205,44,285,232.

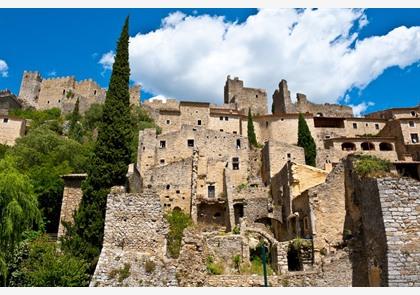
18,71,42,108
129,84,141,107
272,79,295,115
223,75,267,115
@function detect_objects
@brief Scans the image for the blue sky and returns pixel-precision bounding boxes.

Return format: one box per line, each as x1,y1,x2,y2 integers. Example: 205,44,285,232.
0,8,419,115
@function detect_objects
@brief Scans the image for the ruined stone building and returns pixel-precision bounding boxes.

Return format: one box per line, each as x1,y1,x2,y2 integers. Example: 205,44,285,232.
17,70,141,113
57,75,419,287
0,90,26,146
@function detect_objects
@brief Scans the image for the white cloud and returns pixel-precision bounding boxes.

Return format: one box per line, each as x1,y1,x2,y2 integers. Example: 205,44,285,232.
99,51,115,71
148,94,172,103
47,70,57,77
350,101,375,117
99,9,420,107
0,59,8,78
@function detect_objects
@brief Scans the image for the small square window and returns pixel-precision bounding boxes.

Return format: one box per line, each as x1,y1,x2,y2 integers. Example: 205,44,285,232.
187,139,194,147
208,185,215,198
220,116,223,121
176,190,180,194
3,118,8,123
160,140,166,148
197,120,202,126
375,123,380,130
160,159,165,164
233,131,237,134
409,121,415,127
225,117,228,121
352,123,357,129
220,129,224,132
365,123,369,127
410,133,419,143
166,120,171,124
232,157,239,170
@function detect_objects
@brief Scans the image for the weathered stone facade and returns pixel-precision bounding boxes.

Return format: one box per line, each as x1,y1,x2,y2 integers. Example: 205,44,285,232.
91,187,178,287
57,174,86,239
344,157,420,287
0,115,26,146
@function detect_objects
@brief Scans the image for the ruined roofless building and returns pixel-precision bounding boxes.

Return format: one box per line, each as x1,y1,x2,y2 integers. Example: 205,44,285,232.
17,70,141,114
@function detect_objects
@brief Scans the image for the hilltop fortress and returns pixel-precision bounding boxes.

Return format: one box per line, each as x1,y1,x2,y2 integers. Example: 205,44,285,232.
17,71,140,113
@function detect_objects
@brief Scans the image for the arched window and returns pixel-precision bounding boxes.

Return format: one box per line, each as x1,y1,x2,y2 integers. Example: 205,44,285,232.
341,142,356,151
361,142,375,151
379,142,393,151
316,112,324,117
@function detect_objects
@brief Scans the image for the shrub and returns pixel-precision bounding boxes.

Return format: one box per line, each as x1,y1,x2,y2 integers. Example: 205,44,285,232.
165,210,192,258
117,263,131,283
232,254,241,271
7,234,89,287
354,155,391,177
206,256,224,275
144,259,156,273
232,226,240,235
297,113,316,167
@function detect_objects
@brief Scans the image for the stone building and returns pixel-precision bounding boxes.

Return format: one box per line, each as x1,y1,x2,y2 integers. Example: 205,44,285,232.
17,70,141,114
0,89,21,115
56,74,419,286
0,114,26,146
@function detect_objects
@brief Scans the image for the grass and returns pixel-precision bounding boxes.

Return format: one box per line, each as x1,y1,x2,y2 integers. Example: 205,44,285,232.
165,210,192,258
240,256,274,276
206,256,224,275
109,263,131,283
354,155,391,177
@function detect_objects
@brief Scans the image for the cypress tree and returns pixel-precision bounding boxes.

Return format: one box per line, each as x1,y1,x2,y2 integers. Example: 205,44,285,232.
61,17,133,273
297,113,317,167
247,108,258,148
68,98,83,142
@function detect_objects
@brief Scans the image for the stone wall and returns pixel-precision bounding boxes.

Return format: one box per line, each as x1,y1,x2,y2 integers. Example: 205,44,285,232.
57,174,86,239
344,157,420,286
91,187,177,287
0,115,26,146
295,93,353,117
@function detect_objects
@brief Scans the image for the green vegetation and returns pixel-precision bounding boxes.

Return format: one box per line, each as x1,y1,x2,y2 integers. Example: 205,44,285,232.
232,254,241,271
354,155,391,177
236,182,248,192
9,107,62,132
165,210,192,258
240,256,274,276
7,233,89,287
206,256,224,275
109,263,131,283
247,108,258,148
0,158,41,285
0,143,9,160
297,113,317,167
289,237,312,251
68,97,83,143
232,226,240,235
144,259,156,273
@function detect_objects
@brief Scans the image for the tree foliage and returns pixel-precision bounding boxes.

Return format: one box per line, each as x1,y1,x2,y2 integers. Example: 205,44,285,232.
8,233,89,286
68,98,83,143
8,126,91,233
61,17,134,272
0,157,41,285
297,113,317,167
247,108,258,148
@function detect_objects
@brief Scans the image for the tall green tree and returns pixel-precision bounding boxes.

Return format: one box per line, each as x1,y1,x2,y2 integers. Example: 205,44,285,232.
68,98,83,142
247,108,258,148
0,157,41,285
61,17,134,272
297,113,317,167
